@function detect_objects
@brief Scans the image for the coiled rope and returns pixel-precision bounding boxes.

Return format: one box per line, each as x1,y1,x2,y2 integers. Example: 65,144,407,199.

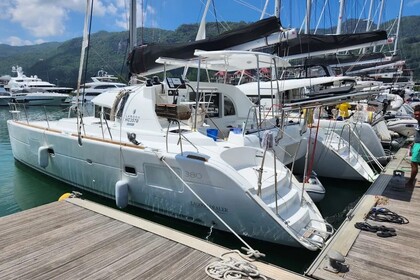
205,249,267,280
367,207,409,224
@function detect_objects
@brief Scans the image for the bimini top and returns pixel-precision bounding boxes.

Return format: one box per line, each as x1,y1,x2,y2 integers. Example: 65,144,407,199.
156,49,291,72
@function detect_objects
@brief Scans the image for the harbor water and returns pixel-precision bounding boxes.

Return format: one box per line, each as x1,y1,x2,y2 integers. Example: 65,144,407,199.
0,106,371,274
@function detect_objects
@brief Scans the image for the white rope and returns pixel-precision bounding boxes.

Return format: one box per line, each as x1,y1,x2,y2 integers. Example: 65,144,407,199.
205,250,267,280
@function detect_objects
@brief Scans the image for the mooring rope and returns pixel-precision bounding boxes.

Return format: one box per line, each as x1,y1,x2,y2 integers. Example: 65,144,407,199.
205,250,268,280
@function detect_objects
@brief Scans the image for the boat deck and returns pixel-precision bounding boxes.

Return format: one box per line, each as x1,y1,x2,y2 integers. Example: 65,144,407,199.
306,147,420,280
0,198,306,280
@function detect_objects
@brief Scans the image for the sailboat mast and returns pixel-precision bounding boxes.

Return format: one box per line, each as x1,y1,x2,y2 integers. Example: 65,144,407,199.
129,0,137,51
336,0,345,34
76,0,93,145
376,0,385,30
129,0,137,84
76,0,92,98
393,0,404,55
373,0,385,52
366,0,374,31
274,0,281,19
305,0,311,34
362,0,374,53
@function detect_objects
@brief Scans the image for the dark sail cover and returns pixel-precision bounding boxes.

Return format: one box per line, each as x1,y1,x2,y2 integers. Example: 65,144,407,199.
128,16,281,74
276,30,388,57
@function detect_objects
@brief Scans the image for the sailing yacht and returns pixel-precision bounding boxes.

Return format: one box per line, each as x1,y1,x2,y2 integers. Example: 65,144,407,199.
7,70,333,250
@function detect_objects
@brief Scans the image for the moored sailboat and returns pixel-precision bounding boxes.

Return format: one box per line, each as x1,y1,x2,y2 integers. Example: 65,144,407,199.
7,75,333,250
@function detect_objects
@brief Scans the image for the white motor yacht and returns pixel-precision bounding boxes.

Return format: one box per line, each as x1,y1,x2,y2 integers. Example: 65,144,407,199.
5,66,72,106
11,89,71,106
5,66,73,94
72,69,126,103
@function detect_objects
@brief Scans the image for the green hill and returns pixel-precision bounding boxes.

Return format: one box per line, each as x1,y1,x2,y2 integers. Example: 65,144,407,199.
0,17,419,87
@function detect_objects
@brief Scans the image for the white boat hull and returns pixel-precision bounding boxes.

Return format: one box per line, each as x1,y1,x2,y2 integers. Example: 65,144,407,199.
0,97,15,106
7,118,328,250
14,93,70,106
386,118,417,137
317,119,389,165
296,128,377,182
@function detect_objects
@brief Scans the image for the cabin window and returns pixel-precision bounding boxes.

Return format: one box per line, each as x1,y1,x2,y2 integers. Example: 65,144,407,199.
96,85,116,89
94,106,111,120
189,91,221,118
223,96,235,116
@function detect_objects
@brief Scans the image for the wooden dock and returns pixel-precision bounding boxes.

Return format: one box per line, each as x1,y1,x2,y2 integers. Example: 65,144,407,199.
306,147,420,280
0,197,306,280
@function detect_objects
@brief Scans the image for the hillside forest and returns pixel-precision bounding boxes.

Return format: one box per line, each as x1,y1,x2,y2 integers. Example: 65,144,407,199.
0,16,419,88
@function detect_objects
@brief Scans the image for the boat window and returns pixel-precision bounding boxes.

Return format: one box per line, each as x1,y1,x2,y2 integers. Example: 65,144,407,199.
189,91,220,118
94,106,111,120
96,85,117,89
307,66,327,78
224,96,235,116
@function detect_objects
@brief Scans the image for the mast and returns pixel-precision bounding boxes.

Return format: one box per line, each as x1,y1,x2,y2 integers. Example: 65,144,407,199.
373,0,385,52
129,0,137,84
366,0,374,31
336,0,345,34
75,0,93,146
274,0,281,19
129,0,137,51
376,0,385,31
362,0,374,53
393,0,404,55
305,0,311,34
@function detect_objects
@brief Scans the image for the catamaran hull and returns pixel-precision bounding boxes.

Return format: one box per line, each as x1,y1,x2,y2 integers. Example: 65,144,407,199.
295,129,376,182
317,119,389,165
8,120,307,248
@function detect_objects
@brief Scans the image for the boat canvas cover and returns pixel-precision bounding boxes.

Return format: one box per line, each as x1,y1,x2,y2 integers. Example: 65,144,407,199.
276,30,387,57
128,17,281,74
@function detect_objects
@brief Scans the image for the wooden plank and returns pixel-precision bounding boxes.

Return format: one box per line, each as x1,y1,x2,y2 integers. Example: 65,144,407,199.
0,219,133,278
0,199,305,280
67,198,305,280
307,147,420,280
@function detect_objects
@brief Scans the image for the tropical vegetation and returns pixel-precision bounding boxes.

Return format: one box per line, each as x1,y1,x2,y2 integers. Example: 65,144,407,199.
0,17,419,88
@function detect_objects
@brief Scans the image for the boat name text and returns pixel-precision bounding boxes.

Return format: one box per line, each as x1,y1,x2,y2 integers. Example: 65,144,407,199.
124,115,140,124
190,201,228,213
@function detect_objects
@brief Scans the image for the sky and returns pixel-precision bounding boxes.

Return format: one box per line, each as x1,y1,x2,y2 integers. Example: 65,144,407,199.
1,0,420,46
